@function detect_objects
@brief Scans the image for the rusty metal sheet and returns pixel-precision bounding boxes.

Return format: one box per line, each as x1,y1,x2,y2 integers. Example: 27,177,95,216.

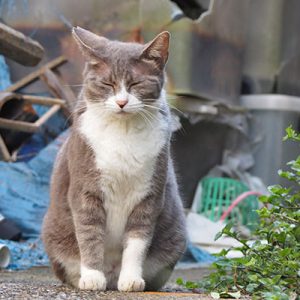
141,0,250,106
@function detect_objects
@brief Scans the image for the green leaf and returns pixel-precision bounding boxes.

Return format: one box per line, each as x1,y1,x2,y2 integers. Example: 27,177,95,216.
278,170,297,181
246,283,259,292
214,231,223,241
176,277,183,285
283,125,300,141
216,248,230,257
185,281,198,289
271,275,282,285
189,126,300,299
259,195,270,203
279,248,291,257
244,257,256,266
257,207,271,218
248,274,258,282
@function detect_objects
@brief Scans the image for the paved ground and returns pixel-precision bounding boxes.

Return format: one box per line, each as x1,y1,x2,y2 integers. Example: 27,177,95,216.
0,266,213,299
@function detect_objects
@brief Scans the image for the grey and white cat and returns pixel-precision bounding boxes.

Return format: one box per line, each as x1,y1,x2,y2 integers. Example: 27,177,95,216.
42,27,186,292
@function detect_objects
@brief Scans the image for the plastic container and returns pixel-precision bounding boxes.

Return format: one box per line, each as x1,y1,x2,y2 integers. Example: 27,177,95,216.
197,177,259,228
0,244,10,268
241,94,300,186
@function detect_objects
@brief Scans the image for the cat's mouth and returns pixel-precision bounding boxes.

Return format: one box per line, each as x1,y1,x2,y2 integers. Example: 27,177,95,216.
117,110,129,115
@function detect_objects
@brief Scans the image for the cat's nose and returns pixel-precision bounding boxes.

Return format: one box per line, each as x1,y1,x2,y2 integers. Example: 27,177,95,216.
116,100,128,109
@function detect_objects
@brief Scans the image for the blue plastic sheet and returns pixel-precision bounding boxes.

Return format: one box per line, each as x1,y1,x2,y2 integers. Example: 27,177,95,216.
0,238,49,270
17,104,68,162
181,242,216,265
0,55,11,90
0,48,68,270
0,131,69,239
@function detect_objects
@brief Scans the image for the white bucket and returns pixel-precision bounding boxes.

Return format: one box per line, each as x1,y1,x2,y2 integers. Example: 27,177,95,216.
0,244,10,268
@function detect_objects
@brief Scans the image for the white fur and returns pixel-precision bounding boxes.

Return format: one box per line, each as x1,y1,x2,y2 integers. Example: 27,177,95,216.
105,81,143,113
79,89,169,283
118,238,147,291
118,275,145,292
79,265,106,290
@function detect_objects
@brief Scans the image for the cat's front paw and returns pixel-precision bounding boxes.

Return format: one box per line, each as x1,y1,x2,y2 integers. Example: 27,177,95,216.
79,269,107,290
118,275,145,292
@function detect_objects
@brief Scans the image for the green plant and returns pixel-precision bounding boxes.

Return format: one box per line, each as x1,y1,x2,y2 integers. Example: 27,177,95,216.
178,126,300,299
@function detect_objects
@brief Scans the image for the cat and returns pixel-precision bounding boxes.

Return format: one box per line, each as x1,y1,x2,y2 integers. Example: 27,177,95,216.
42,27,186,292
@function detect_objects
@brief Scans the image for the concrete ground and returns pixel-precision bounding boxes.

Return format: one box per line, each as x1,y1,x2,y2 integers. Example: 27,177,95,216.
0,265,213,299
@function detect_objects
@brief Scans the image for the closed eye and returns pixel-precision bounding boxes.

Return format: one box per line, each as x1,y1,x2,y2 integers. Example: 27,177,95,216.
100,81,115,88
128,81,143,89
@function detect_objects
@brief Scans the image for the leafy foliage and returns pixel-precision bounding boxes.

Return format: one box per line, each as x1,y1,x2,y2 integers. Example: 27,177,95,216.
178,126,300,299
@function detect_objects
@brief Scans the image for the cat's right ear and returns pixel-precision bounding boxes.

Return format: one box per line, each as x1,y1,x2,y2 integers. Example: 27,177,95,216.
72,26,108,64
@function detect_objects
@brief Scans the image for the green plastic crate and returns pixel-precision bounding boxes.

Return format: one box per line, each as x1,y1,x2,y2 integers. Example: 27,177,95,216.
197,177,259,228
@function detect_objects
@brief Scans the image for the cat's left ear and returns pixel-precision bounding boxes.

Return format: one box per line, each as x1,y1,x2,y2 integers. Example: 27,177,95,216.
141,31,170,68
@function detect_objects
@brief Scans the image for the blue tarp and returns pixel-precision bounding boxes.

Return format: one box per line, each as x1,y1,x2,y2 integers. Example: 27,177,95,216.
182,242,216,265
0,53,68,239
0,53,66,269
0,131,68,270
0,131,68,239
0,238,49,270
0,55,11,89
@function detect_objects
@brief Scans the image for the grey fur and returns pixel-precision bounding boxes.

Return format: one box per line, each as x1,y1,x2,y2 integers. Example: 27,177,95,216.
42,27,186,291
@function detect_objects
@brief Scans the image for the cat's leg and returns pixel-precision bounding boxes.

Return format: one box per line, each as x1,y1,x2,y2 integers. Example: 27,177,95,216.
118,234,180,292
42,210,82,288
70,192,107,291
143,256,175,291
52,260,67,283
117,152,171,292
143,193,187,290
117,237,148,292
141,231,186,291
117,195,158,292
53,259,81,287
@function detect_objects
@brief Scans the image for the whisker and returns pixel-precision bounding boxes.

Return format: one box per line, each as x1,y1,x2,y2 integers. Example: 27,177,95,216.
142,99,157,103
141,108,160,125
64,84,86,87
143,104,168,114
139,110,153,129
140,108,157,125
168,104,184,115
142,98,184,115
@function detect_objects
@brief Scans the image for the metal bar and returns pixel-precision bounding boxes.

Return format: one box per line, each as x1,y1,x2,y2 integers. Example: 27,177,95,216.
0,118,38,133
34,105,61,127
4,56,67,92
40,68,75,110
0,134,11,161
22,95,65,106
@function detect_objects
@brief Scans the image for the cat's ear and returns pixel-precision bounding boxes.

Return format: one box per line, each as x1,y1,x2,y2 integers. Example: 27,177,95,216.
141,31,170,68
72,26,108,64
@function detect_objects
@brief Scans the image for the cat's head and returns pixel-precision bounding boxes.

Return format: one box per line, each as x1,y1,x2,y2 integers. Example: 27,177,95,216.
72,27,170,117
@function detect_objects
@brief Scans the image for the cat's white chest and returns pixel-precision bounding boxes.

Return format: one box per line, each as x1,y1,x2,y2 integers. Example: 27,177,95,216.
79,111,167,247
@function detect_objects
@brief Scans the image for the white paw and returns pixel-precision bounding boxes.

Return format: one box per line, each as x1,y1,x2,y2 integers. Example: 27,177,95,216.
118,275,145,292
78,269,107,290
